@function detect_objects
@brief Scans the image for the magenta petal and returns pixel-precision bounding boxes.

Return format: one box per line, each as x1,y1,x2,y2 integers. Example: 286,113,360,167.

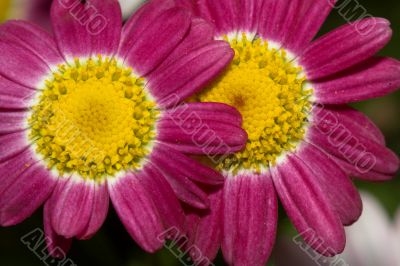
108,173,164,252
156,18,215,71
139,164,185,231
185,189,223,265
50,178,98,238
148,41,233,107
301,18,392,80
258,0,302,49
0,160,57,226
158,102,246,154
0,131,29,163
0,111,28,134
0,75,36,109
280,0,335,53
76,182,109,240
121,8,191,76
296,144,362,225
313,105,385,145
150,145,213,209
119,0,177,59
196,0,239,35
271,156,345,256
43,200,72,258
0,21,63,67
237,0,264,33
152,144,224,185
314,57,400,104
0,39,49,88
151,154,209,209
222,173,278,266
309,106,399,180
51,0,122,58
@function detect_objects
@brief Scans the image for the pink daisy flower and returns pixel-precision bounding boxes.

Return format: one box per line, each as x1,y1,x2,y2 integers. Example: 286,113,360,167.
0,0,247,256
171,0,400,265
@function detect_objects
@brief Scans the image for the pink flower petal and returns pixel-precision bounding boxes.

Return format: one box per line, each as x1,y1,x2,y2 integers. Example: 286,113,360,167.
0,75,36,109
309,106,399,180
196,0,239,35
139,164,185,232
185,189,223,265
222,173,278,266
121,7,191,75
108,173,165,252
43,200,73,258
49,177,106,239
301,18,392,80
0,132,30,163
148,40,233,107
295,143,362,225
0,39,50,88
313,57,400,104
0,111,28,134
0,158,57,226
271,156,345,256
0,20,63,67
158,102,246,154
51,0,122,58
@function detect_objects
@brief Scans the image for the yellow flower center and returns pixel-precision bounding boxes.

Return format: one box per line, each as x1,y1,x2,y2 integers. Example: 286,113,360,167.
196,34,313,173
0,0,11,22
28,56,159,181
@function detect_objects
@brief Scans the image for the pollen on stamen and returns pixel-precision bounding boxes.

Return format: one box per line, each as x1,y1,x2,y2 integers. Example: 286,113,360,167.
196,33,313,173
28,55,159,181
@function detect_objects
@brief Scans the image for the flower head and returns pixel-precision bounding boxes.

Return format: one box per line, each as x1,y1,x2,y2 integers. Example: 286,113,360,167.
0,0,247,256
174,0,400,265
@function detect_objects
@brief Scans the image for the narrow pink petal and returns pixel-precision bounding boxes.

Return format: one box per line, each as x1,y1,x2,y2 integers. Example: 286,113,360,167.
258,0,302,49
0,39,50,88
271,156,346,256
43,200,72,258
0,20,63,67
222,173,278,266
185,189,223,265
312,104,385,145
301,18,392,80
0,131,29,163
76,182,109,240
150,145,212,209
148,41,234,107
197,0,239,35
139,164,185,232
0,75,36,109
51,0,122,58
152,144,224,185
295,143,362,225
158,103,246,154
49,177,97,238
237,0,264,33
121,8,191,76
0,161,57,226
149,18,215,76
119,0,177,59
108,173,165,252
0,111,28,134
314,57,400,104
309,107,399,180
282,0,335,53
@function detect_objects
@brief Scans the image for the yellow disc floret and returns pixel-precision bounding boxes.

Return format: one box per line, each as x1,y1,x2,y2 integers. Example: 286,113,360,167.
196,33,313,173
28,56,158,180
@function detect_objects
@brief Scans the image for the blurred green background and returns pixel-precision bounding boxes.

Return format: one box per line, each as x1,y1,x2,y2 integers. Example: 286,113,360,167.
0,0,399,265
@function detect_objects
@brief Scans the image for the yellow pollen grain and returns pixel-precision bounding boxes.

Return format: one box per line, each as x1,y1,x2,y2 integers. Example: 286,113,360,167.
28,56,158,180
196,33,313,173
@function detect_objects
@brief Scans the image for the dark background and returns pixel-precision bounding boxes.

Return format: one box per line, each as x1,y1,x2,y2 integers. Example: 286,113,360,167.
0,0,399,265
